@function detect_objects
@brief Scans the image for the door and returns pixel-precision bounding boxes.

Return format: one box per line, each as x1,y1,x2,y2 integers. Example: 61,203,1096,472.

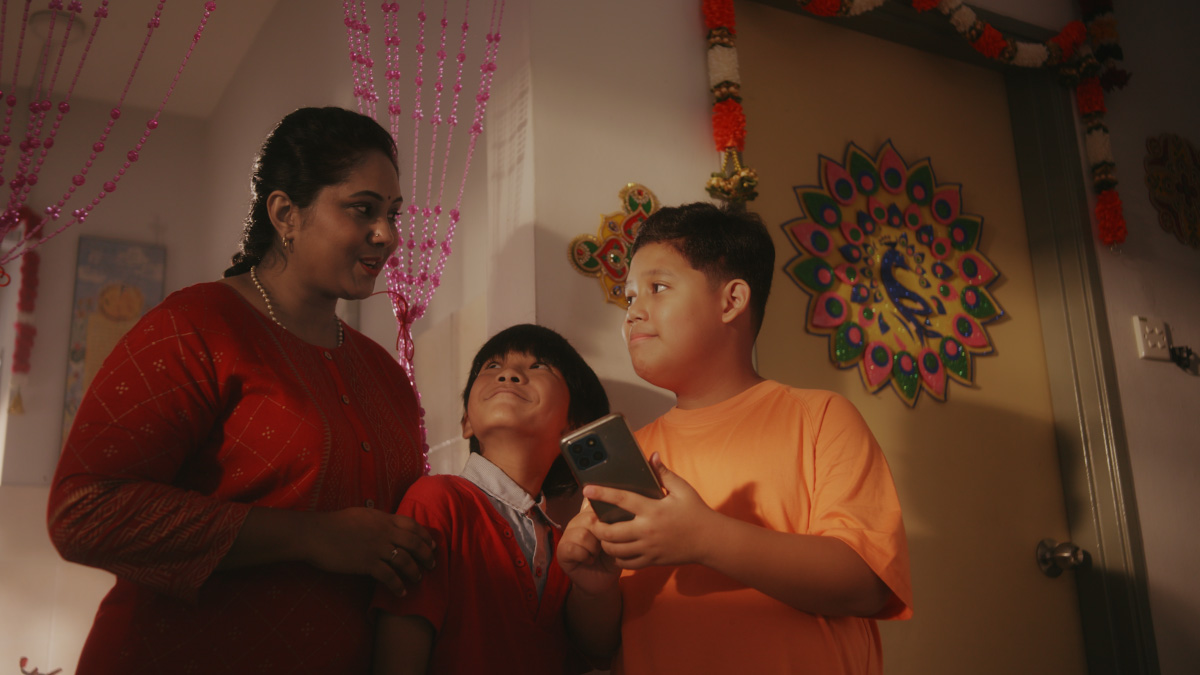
739,4,1087,673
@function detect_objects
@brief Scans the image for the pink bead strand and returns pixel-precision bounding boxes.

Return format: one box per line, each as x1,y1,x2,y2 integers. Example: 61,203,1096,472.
421,2,475,316
343,1,506,472
383,2,402,141
404,2,429,287
2,0,216,264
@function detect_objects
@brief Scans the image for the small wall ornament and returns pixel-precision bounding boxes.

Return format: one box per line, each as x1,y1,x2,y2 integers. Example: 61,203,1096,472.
568,184,660,307
1144,133,1200,249
781,141,1004,406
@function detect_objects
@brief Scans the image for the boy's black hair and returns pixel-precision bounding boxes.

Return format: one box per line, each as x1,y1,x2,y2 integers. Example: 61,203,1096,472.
462,324,610,497
629,202,775,336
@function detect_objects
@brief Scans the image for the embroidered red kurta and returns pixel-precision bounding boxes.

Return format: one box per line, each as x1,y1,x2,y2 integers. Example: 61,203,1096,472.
48,282,424,674
373,475,575,674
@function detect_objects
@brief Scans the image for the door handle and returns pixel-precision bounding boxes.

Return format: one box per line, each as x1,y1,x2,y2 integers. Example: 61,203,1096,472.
1037,539,1089,577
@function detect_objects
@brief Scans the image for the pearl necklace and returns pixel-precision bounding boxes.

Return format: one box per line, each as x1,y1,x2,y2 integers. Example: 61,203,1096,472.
250,266,344,348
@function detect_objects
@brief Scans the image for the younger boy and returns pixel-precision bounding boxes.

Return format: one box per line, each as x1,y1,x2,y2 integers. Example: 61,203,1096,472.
373,324,610,674
559,203,912,674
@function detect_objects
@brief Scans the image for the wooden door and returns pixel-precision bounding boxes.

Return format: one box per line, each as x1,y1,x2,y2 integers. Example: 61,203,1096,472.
739,4,1088,673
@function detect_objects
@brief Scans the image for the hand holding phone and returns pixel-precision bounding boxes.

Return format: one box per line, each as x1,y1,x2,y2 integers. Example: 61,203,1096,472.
560,413,664,523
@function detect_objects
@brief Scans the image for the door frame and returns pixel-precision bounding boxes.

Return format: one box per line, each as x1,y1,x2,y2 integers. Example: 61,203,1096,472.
749,2,1157,672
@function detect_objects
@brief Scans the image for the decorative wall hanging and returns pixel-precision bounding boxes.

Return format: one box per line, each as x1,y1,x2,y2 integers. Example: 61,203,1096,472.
0,1,218,274
8,205,42,414
343,0,507,472
781,141,1004,406
703,0,758,203
61,236,165,440
568,183,660,307
1144,133,1200,248
702,0,1131,245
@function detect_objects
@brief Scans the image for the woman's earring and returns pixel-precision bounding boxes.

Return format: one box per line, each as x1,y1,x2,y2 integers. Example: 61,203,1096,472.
282,235,294,253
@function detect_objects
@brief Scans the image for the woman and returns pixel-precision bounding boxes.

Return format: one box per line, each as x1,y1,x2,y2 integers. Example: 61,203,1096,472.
47,107,433,673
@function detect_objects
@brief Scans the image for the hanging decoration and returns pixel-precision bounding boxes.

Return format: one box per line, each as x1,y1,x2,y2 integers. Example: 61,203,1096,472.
782,141,1003,406
0,0,219,278
19,656,62,675
1144,133,1200,249
703,0,1132,246
702,0,758,203
9,205,41,414
342,0,506,472
568,183,660,307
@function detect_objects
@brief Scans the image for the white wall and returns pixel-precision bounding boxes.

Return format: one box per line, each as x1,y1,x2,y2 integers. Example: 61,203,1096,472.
525,0,713,427
1092,2,1200,671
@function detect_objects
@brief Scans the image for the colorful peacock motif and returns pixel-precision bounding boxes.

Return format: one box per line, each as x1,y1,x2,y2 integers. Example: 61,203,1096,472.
569,184,660,307
781,141,1003,406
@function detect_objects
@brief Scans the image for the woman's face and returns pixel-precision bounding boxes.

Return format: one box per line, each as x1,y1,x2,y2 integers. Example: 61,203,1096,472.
290,150,402,301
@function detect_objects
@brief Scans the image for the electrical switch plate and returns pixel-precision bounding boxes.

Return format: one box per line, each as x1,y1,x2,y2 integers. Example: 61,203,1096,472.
1132,315,1171,361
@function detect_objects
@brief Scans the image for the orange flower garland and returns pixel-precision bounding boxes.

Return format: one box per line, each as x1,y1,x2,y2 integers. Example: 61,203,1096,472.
1050,21,1087,61
1075,77,1107,115
702,0,736,30
704,0,758,203
1095,190,1126,246
695,0,1129,245
712,99,747,153
9,206,42,414
801,0,843,18
971,24,1008,60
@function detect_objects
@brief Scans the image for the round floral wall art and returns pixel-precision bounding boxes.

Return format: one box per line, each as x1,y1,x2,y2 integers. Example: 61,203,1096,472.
781,141,1004,406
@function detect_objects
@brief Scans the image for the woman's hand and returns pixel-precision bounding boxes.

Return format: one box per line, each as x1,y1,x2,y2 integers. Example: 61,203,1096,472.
306,508,436,598
219,506,435,598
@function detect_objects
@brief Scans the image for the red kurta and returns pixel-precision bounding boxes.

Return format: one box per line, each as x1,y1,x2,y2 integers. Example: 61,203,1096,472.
372,475,575,674
48,281,424,674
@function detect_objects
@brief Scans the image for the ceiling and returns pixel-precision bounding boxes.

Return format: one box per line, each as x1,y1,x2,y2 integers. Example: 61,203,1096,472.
2,0,281,119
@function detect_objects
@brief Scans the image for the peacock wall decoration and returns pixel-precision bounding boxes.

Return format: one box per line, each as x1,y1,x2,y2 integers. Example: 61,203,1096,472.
781,141,1004,406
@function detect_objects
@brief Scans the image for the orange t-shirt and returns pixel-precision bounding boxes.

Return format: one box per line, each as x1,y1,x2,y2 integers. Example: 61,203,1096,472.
615,381,912,675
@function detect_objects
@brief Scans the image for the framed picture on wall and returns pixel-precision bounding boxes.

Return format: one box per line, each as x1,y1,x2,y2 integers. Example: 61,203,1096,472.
61,236,167,444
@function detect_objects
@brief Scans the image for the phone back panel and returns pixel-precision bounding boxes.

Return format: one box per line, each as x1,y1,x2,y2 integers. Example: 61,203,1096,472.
560,413,663,523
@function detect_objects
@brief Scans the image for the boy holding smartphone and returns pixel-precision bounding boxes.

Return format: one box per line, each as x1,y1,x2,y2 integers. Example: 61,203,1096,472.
558,203,912,674
374,324,611,673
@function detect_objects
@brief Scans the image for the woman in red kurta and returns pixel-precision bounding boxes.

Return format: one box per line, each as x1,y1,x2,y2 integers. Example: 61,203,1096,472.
47,107,435,674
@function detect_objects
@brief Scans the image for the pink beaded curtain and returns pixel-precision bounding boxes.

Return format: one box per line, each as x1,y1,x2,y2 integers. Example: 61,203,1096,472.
342,0,503,379
0,0,217,266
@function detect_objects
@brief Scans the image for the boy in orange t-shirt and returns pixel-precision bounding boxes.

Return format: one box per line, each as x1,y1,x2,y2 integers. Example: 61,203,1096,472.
558,202,912,674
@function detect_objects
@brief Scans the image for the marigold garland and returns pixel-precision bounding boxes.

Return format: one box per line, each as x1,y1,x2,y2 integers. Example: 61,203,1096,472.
697,0,1131,245
704,0,758,203
971,24,1007,59
801,0,843,17
712,99,747,153
1049,21,1087,61
702,0,736,31
9,206,42,414
1075,77,1107,115
1095,189,1126,246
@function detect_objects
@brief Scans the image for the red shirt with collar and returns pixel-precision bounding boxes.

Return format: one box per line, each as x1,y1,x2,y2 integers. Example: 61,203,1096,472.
373,474,576,674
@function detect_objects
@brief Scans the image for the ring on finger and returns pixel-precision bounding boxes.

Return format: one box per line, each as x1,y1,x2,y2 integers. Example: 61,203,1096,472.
390,547,399,561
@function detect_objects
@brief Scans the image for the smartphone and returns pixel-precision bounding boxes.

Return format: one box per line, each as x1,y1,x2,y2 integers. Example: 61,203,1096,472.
560,412,664,523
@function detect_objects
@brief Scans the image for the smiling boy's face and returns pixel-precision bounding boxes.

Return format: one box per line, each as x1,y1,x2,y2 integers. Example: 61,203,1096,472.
623,242,728,393
462,351,571,449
